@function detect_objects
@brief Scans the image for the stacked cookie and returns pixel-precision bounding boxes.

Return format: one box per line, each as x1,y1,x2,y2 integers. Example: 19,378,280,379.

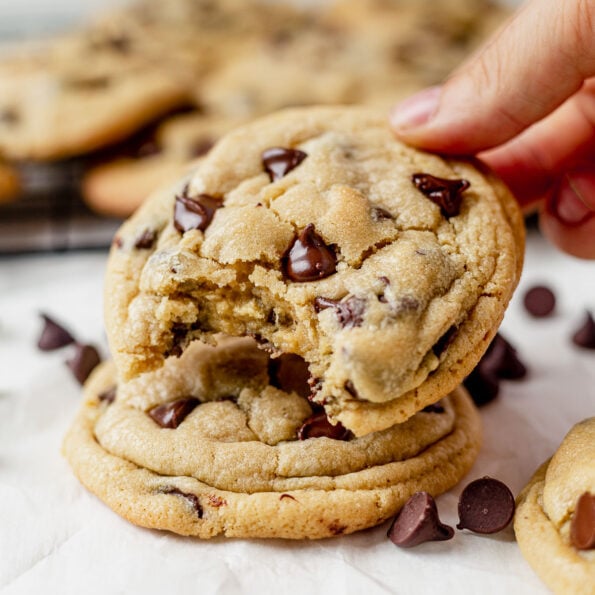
0,0,509,216
64,106,525,538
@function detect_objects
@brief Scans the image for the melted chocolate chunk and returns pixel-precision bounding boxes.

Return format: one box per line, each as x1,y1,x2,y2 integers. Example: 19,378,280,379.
37,313,75,351
149,397,199,429
298,411,352,441
457,477,515,534
570,492,595,550
432,325,458,357
161,487,203,518
371,206,393,221
262,147,307,182
523,285,556,318
283,224,336,282
572,311,595,349
463,333,527,407
98,386,116,405
412,173,470,217
134,229,157,249
66,343,101,385
174,187,222,233
314,295,366,328
388,492,454,547
268,353,311,398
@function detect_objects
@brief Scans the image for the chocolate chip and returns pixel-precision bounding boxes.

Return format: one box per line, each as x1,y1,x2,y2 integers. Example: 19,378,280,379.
148,397,199,429
106,34,131,53
98,386,116,405
280,493,297,501
343,380,359,399
432,325,457,357
37,313,75,351
388,492,454,547
570,492,595,550
523,285,556,317
134,229,157,249
457,477,515,534
112,236,123,249
314,295,366,328
371,206,393,221
298,411,352,441
463,333,527,407
161,487,203,518
268,353,311,398
412,173,470,217
422,402,445,413
191,138,214,157
283,224,336,282
66,343,101,385
572,311,595,349
174,186,222,233
262,147,307,182
67,75,111,90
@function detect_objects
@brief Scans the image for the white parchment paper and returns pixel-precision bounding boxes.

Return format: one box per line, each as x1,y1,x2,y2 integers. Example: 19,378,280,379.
1,231,594,595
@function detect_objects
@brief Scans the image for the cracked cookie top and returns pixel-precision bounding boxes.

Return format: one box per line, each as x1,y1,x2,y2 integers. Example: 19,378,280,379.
105,106,524,435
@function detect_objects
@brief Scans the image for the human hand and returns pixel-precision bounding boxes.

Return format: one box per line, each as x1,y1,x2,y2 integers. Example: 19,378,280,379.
389,0,595,259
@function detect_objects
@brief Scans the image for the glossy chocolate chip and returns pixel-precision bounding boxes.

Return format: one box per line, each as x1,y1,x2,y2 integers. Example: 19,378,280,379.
283,224,336,282
314,295,366,328
268,353,311,398
37,313,75,351
412,173,470,217
572,311,595,349
457,477,515,534
388,492,454,547
432,325,457,357
149,397,199,429
66,343,101,385
463,368,500,407
134,229,157,249
174,186,222,233
570,492,595,550
161,487,203,518
98,386,116,405
523,285,556,317
262,147,307,182
371,206,393,221
298,411,352,441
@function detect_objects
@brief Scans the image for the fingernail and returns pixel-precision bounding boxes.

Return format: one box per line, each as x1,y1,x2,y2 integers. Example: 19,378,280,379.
552,175,595,226
390,86,441,131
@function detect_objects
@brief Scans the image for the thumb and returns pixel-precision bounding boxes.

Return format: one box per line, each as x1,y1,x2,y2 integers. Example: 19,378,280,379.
390,0,595,154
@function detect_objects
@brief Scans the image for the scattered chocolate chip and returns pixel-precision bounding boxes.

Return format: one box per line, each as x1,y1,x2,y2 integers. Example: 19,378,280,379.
422,402,445,413
388,492,454,547
37,313,75,351
394,296,420,313
298,411,352,441
463,333,527,406
283,224,336,282
314,295,366,328
572,311,595,349
66,343,101,385
371,206,393,221
0,108,19,125
412,173,470,217
523,285,556,317
457,477,515,534
133,229,157,249
280,493,297,501
98,386,116,405
262,147,307,182
149,397,199,429
570,492,595,550
173,187,222,233
343,380,359,399
432,325,458,357
268,353,311,398
161,487,203,518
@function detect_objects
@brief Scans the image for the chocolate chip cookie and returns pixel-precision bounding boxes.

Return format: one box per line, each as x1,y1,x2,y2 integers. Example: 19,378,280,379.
105,106,524,436
63,337,482,539
515,418,595,594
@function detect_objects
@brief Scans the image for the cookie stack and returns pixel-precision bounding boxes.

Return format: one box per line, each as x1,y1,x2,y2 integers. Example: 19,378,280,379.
0,0,508,217
63,106,525,539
